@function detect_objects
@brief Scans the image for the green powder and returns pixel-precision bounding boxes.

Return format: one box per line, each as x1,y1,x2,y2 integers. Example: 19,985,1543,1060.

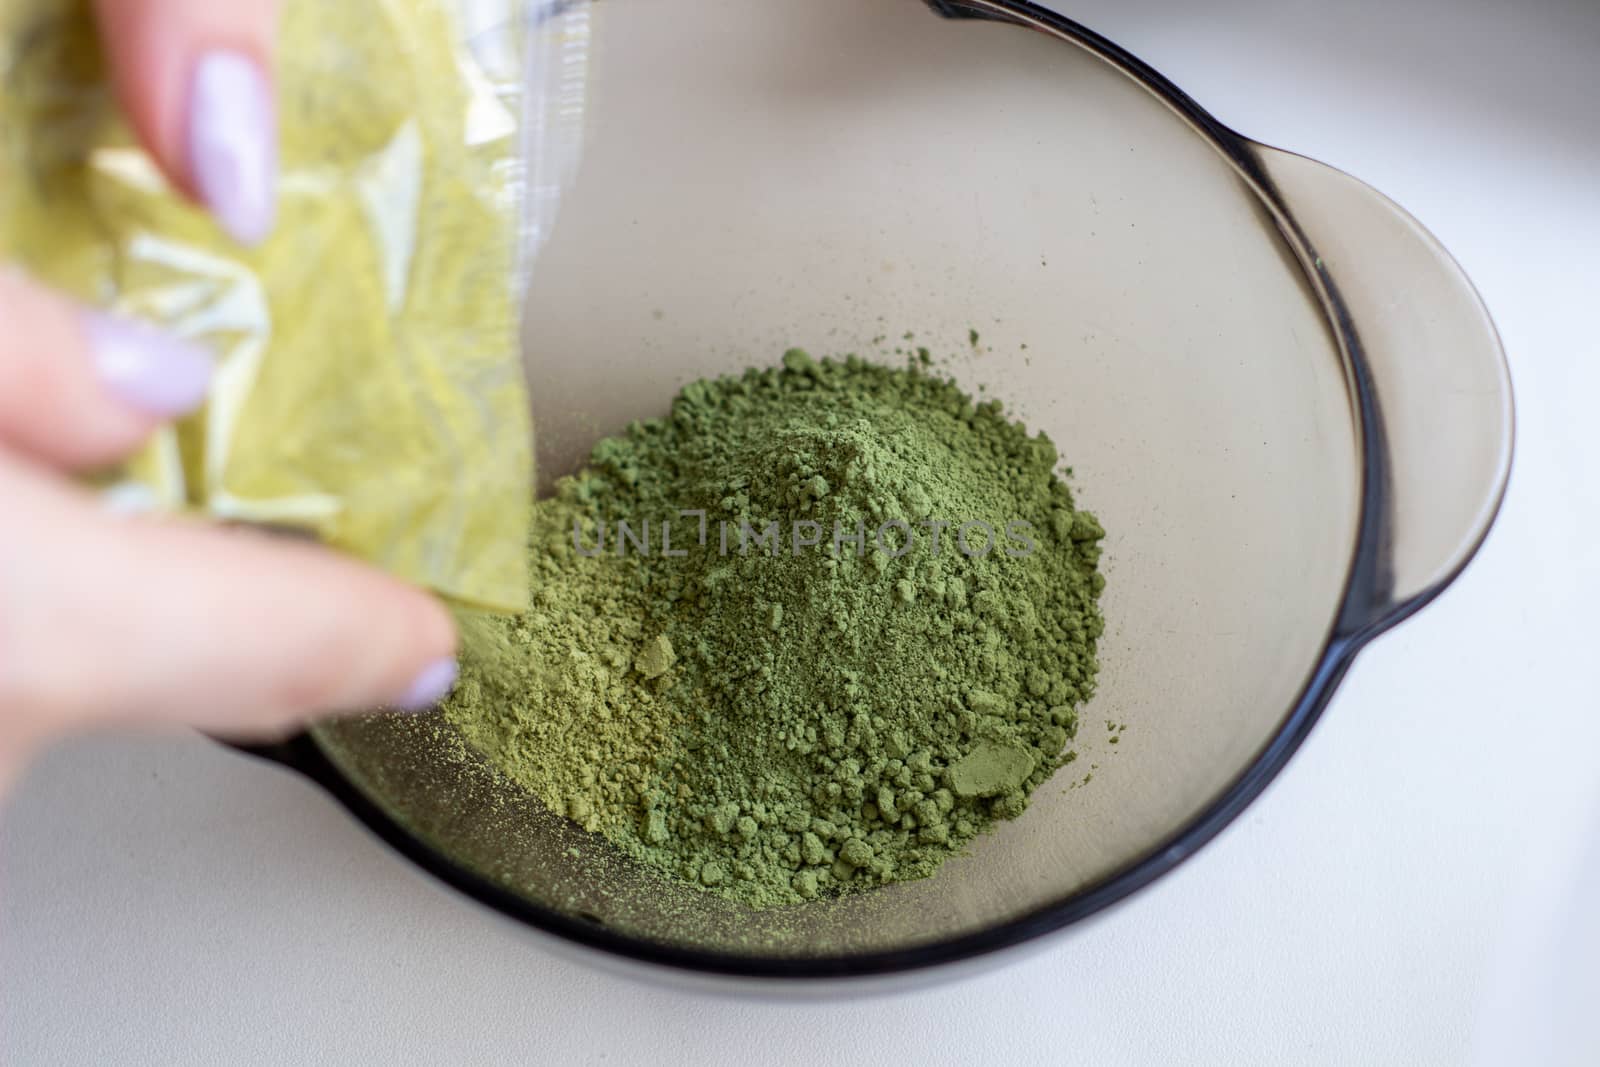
445,350,1106,908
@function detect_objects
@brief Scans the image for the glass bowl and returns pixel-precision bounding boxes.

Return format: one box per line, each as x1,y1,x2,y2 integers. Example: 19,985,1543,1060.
241,0,1512,989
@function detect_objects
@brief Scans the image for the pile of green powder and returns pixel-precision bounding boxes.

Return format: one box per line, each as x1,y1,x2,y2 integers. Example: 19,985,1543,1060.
444,350,1105,908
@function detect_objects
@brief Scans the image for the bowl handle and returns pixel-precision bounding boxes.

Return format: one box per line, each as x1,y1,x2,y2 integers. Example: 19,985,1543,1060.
1249,144,1514,640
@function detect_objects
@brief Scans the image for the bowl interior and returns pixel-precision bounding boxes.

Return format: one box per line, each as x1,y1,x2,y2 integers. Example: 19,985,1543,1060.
314,0,1361,965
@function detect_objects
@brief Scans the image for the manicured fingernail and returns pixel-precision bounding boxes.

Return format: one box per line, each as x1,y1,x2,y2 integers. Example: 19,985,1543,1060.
86,312,213,417
188,51,277,246
398,658,458,712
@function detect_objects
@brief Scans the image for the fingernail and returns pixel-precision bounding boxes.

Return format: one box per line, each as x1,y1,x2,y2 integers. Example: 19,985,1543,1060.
86,312,213,417
397,658,458,712
188,51,277,246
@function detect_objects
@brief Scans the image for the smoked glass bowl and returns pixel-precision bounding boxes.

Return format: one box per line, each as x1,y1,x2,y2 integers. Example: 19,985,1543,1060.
243,0,1513,988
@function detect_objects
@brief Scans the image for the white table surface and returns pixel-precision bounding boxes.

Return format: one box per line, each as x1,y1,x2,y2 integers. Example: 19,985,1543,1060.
5,1,1597,1063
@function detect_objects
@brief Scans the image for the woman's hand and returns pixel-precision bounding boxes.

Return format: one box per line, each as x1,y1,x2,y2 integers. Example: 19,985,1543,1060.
0,0,458,787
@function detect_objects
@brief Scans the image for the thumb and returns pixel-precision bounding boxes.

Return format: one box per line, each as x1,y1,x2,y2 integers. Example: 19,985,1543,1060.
0,455,458,752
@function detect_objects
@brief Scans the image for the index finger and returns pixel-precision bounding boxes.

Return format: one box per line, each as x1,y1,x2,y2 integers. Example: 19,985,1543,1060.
92,0,280,245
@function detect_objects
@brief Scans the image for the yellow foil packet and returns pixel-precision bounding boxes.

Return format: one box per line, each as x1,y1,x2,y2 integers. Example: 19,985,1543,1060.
0,0,552,612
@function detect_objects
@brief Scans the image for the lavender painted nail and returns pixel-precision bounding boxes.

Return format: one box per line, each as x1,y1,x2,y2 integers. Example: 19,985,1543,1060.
188,52,277,245
398,658,458,712
86,312,213,417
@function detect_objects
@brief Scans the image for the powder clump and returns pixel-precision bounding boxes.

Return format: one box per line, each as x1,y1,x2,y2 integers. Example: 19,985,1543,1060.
634,635,676,680
949,742,1037,799
446,352,1106,908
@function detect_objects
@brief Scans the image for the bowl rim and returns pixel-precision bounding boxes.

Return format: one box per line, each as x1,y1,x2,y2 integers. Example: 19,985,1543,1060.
241,0,1510,980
